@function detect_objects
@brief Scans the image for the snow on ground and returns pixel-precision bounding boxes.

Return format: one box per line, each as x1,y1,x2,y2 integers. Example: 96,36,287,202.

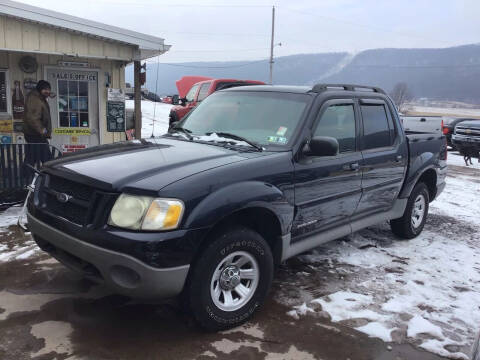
408,105,480,118
1,104,480,358
0,205,39,262
448,151,480,169
282,158,480,359
126,100,172,139
0,205,23,229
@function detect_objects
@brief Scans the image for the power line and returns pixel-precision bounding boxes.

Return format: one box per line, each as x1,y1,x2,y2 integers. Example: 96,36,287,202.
171,48,270,53
155,59,269,69
282,7,453,46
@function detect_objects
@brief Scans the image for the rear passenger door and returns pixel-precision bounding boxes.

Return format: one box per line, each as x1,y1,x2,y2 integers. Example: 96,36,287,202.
354,99,407,218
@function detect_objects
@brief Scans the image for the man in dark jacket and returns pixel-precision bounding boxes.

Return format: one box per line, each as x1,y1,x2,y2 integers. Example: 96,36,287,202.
23,80,53,172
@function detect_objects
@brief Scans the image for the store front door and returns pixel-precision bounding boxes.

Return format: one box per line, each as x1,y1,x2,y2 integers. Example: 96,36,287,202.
45,68,99,153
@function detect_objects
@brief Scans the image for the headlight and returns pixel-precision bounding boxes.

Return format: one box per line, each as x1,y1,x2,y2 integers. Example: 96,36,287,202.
108,194,184,231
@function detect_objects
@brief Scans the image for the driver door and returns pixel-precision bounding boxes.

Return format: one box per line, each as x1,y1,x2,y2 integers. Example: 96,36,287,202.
292,99,362,240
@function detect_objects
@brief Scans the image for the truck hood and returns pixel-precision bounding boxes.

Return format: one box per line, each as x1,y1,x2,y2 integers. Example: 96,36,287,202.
456,120,480,129
176,76,212,98
44,138,256,193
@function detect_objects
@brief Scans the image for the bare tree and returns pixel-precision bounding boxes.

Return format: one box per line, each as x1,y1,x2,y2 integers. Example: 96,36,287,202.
390,82,413,113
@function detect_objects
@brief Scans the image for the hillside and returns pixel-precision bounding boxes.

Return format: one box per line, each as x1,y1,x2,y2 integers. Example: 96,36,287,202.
126,44,480,103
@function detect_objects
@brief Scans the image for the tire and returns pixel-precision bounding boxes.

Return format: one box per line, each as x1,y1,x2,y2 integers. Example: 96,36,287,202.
186,226,274,331
390,182,430,239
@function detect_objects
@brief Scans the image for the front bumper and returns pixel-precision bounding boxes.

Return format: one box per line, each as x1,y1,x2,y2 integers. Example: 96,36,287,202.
452,134,480,148
28,213,189,299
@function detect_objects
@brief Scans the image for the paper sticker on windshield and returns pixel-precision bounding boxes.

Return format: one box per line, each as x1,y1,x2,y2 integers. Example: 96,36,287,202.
276,126,288,136
267,136,287,144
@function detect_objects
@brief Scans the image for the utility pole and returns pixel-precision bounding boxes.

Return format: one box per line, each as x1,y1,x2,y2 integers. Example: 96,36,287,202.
134,60,142,140
269,6,275,85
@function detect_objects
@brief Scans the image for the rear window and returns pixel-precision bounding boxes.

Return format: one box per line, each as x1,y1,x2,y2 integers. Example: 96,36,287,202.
361,104,394,149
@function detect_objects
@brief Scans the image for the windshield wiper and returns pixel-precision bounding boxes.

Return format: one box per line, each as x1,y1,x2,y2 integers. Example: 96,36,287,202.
206,132,263,151
170,126,193,140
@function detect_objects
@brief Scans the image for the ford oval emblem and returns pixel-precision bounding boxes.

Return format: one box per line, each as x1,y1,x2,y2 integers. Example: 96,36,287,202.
56,192,72,203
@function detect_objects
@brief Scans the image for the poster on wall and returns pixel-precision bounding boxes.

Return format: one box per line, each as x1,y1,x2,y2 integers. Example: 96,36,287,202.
107,101,126,132
12,80,25,119
0,134,12,144
0,119,13,132
107,88,126,132
13,122,23,133
23,78,37,95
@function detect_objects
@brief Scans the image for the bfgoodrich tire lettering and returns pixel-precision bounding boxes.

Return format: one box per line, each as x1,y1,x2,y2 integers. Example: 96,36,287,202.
390,182,430,239
187,226,273,331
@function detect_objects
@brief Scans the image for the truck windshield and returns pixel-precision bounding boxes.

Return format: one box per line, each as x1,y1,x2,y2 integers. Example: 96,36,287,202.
178,91,311,148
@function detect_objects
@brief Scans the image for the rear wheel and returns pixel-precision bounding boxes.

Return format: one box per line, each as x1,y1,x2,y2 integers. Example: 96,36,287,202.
390,182,429,239
186,226,273,331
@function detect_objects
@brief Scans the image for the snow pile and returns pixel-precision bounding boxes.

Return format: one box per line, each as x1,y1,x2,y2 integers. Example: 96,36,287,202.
125,100,172,139
0,205,40,262
282,157,480,359
0,205,23,230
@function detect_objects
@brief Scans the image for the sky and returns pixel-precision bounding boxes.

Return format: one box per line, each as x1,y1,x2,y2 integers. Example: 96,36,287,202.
14,0,480,63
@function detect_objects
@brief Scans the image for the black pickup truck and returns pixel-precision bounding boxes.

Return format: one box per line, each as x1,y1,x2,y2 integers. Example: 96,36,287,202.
27,84,447,330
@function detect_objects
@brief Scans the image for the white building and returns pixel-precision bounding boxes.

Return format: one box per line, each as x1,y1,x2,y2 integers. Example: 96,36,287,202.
0,0,170,151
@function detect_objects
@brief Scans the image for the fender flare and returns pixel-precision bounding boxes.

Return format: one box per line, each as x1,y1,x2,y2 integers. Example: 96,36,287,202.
399,158,437,199
184,181,293,235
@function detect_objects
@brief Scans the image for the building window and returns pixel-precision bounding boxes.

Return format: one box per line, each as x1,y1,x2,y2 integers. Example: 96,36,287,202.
0,70,9,114
58,80,89,127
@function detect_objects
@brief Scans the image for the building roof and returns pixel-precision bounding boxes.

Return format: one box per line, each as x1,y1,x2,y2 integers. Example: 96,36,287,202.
0,0,171,60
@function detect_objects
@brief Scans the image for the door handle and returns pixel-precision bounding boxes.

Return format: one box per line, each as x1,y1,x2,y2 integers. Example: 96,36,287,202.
395,155,403,162
349,163,359,171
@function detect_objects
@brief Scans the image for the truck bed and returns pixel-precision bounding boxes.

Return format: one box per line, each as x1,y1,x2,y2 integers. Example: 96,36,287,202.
402,131,447,199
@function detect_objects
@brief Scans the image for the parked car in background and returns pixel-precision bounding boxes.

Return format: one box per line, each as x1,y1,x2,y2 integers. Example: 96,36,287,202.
452,119,480,154
27,84,447,331
160,95,179,104
169,78,265,124
443,118,480,149
401,115,443,134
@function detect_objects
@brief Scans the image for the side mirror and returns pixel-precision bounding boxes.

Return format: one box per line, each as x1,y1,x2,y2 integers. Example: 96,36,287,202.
179,97,187,106
169,121,179,131
305,136,339,157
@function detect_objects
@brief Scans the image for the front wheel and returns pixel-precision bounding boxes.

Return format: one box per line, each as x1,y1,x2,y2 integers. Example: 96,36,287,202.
390,182,430,239
186,226,273,331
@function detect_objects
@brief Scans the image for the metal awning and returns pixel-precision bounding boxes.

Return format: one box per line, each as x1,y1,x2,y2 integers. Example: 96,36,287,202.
0,0,171,60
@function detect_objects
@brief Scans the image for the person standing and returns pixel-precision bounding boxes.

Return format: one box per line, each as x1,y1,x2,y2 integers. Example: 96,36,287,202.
23,80,53,173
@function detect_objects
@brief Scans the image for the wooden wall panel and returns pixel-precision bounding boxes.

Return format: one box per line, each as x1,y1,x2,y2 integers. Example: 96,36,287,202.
22,22,40,51
5,18,22,49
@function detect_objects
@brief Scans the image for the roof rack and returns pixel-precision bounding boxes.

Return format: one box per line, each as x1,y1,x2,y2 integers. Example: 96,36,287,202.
311,83,386,95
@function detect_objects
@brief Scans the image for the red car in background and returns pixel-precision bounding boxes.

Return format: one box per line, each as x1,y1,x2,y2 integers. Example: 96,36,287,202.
169,78,265,125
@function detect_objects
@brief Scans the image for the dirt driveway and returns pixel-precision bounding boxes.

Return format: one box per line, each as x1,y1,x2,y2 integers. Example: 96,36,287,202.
0,154,478,360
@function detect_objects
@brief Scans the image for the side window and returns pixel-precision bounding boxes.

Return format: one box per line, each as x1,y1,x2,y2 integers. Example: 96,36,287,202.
313,103,356,153
197,83,211,102
185,84,199,102
361,104,393,149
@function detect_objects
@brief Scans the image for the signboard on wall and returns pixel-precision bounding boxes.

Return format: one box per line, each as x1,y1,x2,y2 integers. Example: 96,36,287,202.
62,144,87,153
53,128,91,136
0,119,13,132
107,88,126,132
107,101,126,132
49,71,97,82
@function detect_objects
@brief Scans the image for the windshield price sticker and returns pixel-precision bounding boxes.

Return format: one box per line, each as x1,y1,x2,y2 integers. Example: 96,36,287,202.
267,136,287,144
276,126,288,136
